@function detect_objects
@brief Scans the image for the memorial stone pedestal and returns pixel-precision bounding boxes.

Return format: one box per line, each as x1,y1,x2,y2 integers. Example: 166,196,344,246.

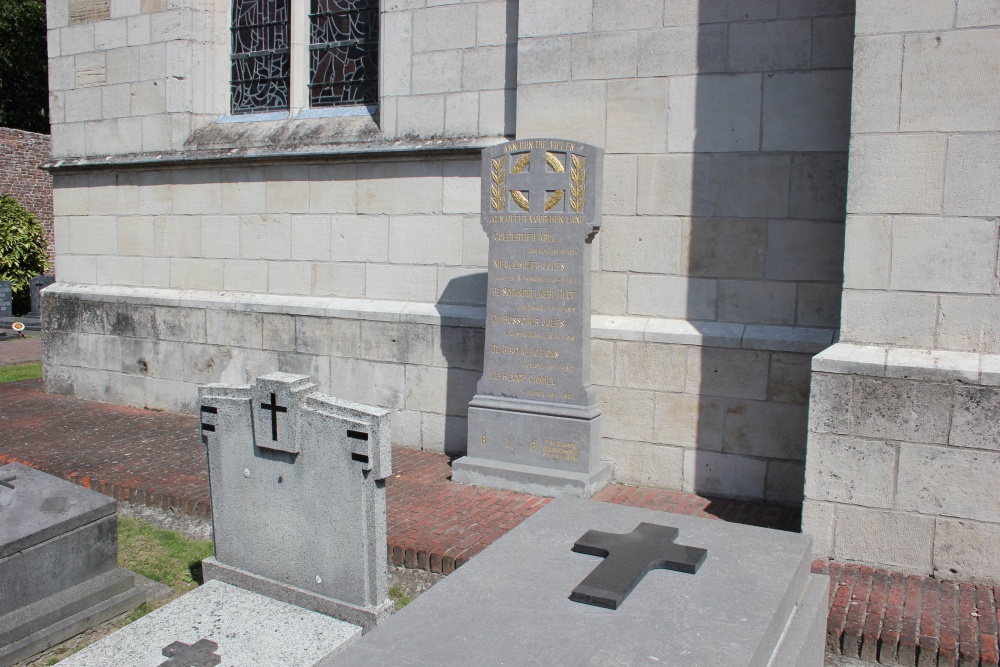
0,463,147,667
453,139,613,498
319,498,829,667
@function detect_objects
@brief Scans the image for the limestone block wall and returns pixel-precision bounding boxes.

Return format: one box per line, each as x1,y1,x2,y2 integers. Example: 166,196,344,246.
802,0,1000,582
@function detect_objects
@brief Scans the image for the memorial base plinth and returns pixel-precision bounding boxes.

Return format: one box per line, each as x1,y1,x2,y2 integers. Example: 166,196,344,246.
455,402,612,498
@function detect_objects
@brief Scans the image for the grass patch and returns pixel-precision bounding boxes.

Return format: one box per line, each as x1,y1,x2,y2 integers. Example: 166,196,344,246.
389,585,413,611
0,361,42,383
117,517,214,593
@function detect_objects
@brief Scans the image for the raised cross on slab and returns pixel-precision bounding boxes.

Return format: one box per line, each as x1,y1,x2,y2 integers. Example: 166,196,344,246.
503,146,571,214
158,638,221,667
259,392,287,442
0,475,15,489
570,522,707,610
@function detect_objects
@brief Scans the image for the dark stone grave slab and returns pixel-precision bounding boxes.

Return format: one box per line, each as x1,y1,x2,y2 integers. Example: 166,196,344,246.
453,138,613,498
0,281,11,318
318,498,829,667
28,275,55,317
0,463,147,667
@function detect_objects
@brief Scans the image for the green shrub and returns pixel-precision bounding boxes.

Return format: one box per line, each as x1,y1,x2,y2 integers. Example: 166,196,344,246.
0,195,50,315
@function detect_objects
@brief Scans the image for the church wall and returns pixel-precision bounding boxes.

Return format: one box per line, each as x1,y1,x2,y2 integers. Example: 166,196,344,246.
803,0,1000,582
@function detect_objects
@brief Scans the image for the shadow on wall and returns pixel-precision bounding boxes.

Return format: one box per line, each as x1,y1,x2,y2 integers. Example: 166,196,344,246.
436,272,487,458
685,0,853,506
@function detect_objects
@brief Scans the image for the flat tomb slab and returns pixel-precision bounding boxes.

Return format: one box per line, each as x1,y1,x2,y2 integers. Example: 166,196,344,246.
319,498,827,667
0,462,115,559
57,579,362,667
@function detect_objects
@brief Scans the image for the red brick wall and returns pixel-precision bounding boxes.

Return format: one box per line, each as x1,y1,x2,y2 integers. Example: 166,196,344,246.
0,127,54,272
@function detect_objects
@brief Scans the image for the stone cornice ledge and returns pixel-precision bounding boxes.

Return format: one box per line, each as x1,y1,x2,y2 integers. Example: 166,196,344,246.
46,284,837,353
41,137,505,173
812,342,998,385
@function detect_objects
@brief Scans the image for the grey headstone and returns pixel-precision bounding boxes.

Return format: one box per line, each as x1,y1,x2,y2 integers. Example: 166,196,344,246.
0,281,11,318
318,498,829,667
453,139,612,498
198,373,393,632
0,463,146,667
28,275,54,317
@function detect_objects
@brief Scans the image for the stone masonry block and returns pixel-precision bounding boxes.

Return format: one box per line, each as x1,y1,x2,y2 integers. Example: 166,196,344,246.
380,11,410,97
395,94,445,138
356,161,442,216
613,341,687,393
388,215,463,265
700,0,778,23
636,154,710,216
637,25,727,77
599,154,635,216
668,74,761,153
308,164,357,214
806,372,852,435
682,449,767,502
852,376,951,444
839,290,938,349
264,166,309,214
359,321,434,366
897,443,1000,523
518,0,592,38
172,170,221,215
800,500,835,557
463,46,511,92
686,347,769,400
205,310,262,349
153,216,200,257
957,0,1000,27
592,0,661,30
766,220,844,282
728,19,810,72
412,4,476,52
289,216,331,262
723,400,808,460
154,306,206,344
950,385,1000,451
804,433,896,508
169,258,223,290
890,217,997,293
411,50,462,95
762,71,852,152
834,506,934,574
262,313,295,352
811,15,855,69
97,256,143,285
843,215,891,290
685,218,766,279
855,0,955,34
267,261,312,295
603,440,683,490
477,0,516,47
328,357,406,411
933,519,1000,583
330,216,388,263
294,316,360,358
938,296,1000,354
443,161,478,215
711,154,790,218
627,275,717,321
478,88,515,137
223,259,267,293
201,216,240,259
68,216,118,255
432,324,484,372
768,353,811,405
944,133,1000,217
365,264,437,302
594,386,655,443
570,31,636,80
901,29,1000,133
435,267,486,306
404,364,478,416
717,280,796,325
592,273,627,315
847,134,947,215
516,37,570,85
606,79,667,154
516,82,605,148
765,459,805,507
311,264,365,299
789,153,848,222
239,215,291,260
590,339,613,387
600,216,681,274
654,393,724,451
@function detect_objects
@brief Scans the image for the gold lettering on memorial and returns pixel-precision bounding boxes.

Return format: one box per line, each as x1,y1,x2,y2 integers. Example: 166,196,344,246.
491,157,506,212
570,155,587,213
542,439,580,461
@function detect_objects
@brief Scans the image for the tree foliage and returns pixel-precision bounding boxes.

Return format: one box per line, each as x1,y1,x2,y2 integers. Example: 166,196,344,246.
0,195,50,313
0,0,49,134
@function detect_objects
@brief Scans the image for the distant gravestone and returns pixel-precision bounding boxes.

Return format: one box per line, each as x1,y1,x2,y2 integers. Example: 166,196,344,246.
0,281,11,318
28,275,54,317
453,138,612,498
0,463,147,667
199,372,393,631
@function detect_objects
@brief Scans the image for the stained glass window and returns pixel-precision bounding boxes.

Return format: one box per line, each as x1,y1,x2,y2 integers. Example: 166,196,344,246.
230,0,291,114
309,0,379,108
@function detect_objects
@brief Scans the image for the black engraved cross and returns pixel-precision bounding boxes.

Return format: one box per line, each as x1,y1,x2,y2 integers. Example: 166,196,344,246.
158,638,221,667
0,475,15,489
260,392,287,442
505,146,570,214
199,405,217,444
570,522,707,610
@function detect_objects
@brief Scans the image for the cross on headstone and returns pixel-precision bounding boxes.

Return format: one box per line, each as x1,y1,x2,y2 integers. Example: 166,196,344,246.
569,522,707,610
503,146,571,214
259,392,287,441
0,475,15,489
158,638,221,667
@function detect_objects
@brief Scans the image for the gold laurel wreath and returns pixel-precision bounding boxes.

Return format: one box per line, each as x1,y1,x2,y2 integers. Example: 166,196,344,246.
544,190,564,211
545,152,565,173
511,190,531,211
491,157,506,211
511,154,531,174
570,154,586,213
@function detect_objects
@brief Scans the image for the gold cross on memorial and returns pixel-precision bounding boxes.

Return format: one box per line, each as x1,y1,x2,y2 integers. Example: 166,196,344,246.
497,145,576,214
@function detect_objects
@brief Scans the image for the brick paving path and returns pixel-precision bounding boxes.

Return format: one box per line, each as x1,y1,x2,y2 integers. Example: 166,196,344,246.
0,335,43,366
1,377,998,666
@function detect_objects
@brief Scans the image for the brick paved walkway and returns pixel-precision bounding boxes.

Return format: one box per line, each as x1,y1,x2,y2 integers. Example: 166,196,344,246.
0,335,42,366
1,377,998,666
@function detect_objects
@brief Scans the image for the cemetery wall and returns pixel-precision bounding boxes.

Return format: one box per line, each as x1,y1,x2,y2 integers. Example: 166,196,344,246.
802,0,1000,582
0,128,55,269
44,0,856,506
